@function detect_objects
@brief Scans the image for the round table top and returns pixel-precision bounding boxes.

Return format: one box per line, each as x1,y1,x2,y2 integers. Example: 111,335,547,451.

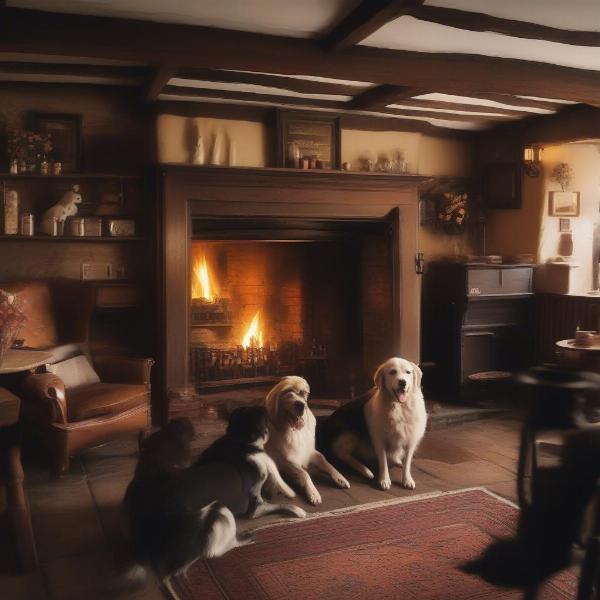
556,339,600,352
0,349,54,374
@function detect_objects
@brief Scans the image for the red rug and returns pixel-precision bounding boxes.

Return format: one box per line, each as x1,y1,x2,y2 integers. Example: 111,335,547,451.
167,489,578,600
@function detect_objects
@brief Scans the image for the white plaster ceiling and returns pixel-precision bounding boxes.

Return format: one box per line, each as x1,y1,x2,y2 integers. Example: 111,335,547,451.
6,0,361,37
361,17,600,72
413,93,556,114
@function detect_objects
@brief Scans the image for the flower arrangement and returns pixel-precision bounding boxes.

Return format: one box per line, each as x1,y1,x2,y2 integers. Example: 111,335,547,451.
436,190,468,235
7,129,53,173
0,290,26,366
549,162,573,191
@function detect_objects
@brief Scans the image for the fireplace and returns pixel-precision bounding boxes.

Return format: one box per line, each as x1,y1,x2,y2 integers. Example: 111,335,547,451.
159,166,423,420
188,218,394,397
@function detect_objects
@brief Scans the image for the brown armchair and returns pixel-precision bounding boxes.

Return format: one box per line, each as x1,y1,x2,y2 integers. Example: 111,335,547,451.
18,355,154,475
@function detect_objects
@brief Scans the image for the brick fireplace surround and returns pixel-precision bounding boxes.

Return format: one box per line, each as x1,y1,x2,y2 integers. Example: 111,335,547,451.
158,165,425,420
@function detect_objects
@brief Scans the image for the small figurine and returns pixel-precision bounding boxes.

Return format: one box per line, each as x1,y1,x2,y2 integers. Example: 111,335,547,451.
40,185,83,235
9,159,18,175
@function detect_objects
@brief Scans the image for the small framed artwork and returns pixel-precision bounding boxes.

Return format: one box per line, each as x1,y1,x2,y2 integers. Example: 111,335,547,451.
559,218,571,232
30,112,82,172
275,109,341,169
549,191,580,217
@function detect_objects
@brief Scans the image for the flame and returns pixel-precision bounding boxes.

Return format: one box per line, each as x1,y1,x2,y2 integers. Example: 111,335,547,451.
191,255,216,301
242,311,263,349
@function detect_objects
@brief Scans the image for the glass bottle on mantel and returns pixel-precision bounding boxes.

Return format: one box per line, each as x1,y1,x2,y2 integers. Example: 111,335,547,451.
287,142,300,168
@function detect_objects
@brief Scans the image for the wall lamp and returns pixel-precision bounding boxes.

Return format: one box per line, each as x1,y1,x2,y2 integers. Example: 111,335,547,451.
523,145,543,177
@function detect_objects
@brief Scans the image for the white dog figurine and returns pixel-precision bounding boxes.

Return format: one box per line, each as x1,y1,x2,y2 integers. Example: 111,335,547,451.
265,376,350,505
40,185,82,235
319,357,427,491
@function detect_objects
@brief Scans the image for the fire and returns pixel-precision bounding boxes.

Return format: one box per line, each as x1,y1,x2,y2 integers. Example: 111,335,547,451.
191,255,216,301
242,311,263,349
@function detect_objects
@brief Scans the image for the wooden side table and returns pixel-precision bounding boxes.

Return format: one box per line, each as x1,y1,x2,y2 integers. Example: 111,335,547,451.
0,387,38,571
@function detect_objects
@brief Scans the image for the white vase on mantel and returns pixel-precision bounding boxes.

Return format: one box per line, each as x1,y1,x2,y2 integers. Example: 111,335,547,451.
209,132,222,165
192,134,205,165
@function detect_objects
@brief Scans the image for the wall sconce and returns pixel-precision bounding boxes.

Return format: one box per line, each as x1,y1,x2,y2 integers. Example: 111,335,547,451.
523,145,543,177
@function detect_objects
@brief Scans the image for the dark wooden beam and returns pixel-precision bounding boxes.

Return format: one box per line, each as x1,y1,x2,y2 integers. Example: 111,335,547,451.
395,98,538,116
0,61,146,81
155,99,473,138
348,84,427,110
454,92,564,111
176,68,364,96
162,84,504,123
322,0,424,51
1,7,600,104
144,65,178,102
407,4,600,47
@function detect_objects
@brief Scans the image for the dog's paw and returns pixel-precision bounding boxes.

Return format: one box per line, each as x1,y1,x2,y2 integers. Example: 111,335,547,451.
333,474,350,489
363,468,375,479
379,477,392,490
282,486,296,499
402,475,416,490
288,505,307,518
307,489,322,505
237,531,256,546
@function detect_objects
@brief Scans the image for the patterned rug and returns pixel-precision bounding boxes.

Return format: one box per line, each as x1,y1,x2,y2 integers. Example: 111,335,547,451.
167,488,578,600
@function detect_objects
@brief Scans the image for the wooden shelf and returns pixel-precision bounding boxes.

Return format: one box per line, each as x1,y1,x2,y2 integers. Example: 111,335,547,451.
191,323,234,328
0,172,142,180
0,234,145,242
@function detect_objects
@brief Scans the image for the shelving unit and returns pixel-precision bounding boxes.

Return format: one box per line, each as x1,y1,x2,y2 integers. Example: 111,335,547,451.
0,234,145,242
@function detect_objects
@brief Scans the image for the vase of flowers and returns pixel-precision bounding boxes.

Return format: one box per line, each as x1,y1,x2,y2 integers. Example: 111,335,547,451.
7,130,53,173
0,290,26,366
436,190,468,235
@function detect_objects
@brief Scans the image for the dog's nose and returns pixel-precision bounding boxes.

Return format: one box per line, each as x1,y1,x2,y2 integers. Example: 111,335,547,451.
293,401,305,415
397,380,407,391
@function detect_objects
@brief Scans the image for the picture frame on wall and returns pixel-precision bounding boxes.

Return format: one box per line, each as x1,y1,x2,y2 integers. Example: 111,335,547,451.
558,218,571,232
549,191,580,217
30,112,82,172
275,109,341,169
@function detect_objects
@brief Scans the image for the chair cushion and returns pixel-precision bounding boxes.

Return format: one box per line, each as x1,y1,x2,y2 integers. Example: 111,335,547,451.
1,281,58,349
48,355,100,391
67,382,148,422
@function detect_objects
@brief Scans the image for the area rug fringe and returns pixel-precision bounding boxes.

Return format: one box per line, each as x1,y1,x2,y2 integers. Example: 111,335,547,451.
163,486,517,599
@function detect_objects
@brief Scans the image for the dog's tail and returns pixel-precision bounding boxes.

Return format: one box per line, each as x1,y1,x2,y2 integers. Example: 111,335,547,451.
109,562,150,593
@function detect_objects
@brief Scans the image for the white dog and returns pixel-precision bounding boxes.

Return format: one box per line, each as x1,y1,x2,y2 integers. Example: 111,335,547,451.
265,376,350,505
40,185,82,235
319,357,427,490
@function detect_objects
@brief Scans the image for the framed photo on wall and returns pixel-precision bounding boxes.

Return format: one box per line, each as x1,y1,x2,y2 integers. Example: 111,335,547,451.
549,191,580,217
30,112,82,172
275,110,340,169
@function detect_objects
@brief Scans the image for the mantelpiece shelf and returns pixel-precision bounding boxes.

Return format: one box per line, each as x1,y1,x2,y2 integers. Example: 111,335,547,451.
0,172,142,180
0,234,145,242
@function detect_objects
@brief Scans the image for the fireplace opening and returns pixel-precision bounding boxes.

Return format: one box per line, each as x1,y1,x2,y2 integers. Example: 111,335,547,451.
190,218,396,398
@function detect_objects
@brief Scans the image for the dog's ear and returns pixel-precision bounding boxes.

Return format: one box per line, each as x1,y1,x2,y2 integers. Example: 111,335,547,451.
265,380,282,424
411,362,423,391
373,363,386,390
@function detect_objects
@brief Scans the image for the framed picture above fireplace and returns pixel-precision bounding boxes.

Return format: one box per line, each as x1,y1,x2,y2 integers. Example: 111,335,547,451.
275,109,341,170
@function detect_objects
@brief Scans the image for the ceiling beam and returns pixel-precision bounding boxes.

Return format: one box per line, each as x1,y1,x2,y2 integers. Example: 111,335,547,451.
348,84,426,110
0,61,146,80
394,98,541,116
162,84,505,123
155,99,473,138
406,5,600,47
176,68,367,96
144,65,178,102
322,0,424,51
1,8,600,104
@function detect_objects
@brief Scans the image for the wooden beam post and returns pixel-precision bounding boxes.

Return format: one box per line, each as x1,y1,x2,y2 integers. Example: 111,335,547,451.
348,84,426,110
144,65,178,102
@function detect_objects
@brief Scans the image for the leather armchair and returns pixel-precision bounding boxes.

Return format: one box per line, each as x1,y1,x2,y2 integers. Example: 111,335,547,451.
18,356,154,475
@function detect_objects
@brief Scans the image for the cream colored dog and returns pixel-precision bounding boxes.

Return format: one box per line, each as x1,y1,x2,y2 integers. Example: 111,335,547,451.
320,357,427,491
264,376,350,505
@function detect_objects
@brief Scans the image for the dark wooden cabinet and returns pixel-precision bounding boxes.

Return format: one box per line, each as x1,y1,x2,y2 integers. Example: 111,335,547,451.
423,262,534,396
482,162,522,209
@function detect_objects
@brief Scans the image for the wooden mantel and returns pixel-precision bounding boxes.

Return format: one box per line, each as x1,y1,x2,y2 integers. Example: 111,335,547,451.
157,163,430,190
158,164,424,412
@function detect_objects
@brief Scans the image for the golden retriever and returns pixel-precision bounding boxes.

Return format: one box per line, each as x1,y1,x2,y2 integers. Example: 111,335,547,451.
319,357,427,490
264,376,350,505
